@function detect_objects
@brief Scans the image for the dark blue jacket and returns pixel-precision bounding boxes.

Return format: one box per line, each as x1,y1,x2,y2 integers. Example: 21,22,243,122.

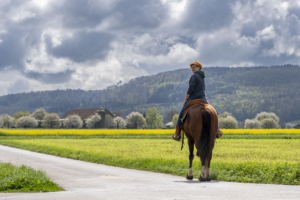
187,71,208,103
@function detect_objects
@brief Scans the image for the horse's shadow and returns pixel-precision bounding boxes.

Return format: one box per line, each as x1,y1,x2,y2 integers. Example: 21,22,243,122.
173,180,219,184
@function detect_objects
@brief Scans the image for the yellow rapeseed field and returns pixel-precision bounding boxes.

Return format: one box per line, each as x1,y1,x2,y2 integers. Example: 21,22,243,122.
0,129,299,136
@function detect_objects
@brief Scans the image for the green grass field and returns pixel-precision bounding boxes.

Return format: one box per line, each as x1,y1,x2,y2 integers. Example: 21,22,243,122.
0,163,63,192
0,138,299,185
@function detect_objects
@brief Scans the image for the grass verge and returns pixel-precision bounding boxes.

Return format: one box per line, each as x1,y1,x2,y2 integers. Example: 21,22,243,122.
0,134,300,140
0,163,63,192
0,139,299,185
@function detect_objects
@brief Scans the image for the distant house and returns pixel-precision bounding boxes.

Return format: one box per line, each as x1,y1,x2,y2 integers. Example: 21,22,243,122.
165,122,173,129
62,107,116,128
294,124,300,129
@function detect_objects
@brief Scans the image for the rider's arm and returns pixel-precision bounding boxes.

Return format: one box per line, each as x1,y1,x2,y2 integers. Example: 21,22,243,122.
183,94,190,106
187,74,196,96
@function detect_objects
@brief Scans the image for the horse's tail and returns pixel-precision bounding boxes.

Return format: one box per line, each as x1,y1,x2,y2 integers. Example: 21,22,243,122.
199,108,212,164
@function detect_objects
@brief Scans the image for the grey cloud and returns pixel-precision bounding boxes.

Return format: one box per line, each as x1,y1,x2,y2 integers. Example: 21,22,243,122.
8,78,31,94
45,31,113,62
111,0,168,30
0,31,26,70
181,0,237,32
25,70,74,84
49,0,110,28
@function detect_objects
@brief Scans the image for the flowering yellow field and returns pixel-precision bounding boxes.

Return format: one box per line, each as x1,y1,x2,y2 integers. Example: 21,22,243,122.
0,129,299,136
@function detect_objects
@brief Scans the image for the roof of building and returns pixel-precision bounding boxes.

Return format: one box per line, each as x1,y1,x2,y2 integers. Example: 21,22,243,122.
294,123,300,129
165,122,173,126
62,107,114,120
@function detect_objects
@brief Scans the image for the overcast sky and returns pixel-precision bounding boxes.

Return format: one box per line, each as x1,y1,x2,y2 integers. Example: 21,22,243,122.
0,0,300,96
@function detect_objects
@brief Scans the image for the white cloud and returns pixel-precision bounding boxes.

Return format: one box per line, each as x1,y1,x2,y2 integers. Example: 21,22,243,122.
1,0,300,95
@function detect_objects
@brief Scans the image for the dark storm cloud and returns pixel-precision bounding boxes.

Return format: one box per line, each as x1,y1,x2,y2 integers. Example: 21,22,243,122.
0,31,26,70
25,70,75,84
181,0,237,32
45,31,113,62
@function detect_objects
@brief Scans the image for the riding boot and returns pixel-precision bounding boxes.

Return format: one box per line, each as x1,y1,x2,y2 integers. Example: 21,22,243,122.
172,125,181,141
216,126,223,138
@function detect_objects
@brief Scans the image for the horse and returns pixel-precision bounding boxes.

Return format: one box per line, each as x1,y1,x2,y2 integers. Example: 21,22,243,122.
181,99,218,181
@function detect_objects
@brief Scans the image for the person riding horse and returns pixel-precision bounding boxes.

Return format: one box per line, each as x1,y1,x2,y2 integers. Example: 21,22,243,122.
173,61,222,141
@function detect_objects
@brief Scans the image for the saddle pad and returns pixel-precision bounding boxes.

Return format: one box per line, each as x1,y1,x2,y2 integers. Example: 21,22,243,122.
187,99,207,108
181,100,206,122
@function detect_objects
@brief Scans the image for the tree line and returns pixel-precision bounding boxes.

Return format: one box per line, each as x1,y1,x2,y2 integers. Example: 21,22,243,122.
0,107,165,129
0,64,299,124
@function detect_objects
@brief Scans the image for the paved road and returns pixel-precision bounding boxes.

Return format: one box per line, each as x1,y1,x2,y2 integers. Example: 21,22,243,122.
0,145,299,200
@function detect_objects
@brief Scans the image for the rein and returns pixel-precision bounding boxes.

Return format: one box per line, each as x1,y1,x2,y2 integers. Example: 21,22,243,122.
181,130,184,150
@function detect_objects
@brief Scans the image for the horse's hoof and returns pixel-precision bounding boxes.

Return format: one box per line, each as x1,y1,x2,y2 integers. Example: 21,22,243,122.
186,174,193,180
199,175,207,182
207,177,211,181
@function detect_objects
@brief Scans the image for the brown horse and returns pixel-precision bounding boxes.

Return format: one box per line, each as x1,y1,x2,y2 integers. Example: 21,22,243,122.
181,100,218,181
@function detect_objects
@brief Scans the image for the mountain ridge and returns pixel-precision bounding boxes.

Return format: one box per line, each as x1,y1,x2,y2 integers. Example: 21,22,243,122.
1,64,299,123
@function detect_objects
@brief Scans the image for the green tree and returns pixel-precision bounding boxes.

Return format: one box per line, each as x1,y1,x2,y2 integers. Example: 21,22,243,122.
14,111,31,120
171,114,179,128
146,107,163,128
219,112,233,118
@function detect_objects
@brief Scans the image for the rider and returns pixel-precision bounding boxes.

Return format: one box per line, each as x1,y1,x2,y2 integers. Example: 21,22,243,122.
173,61,222,141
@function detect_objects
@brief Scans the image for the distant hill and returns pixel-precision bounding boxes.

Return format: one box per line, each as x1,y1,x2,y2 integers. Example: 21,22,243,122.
0,64,300,123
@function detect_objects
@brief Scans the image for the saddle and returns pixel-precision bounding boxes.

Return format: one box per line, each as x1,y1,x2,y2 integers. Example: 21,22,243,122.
181,99,208,122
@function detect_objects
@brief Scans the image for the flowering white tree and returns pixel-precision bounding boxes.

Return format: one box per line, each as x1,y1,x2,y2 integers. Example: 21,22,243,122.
43,113,61,128
86,114,101,128
64,115,83,128
1,114,14,128
126,112,146,129
244,119,260,129
16,116,38,128
260,118,277,129
219,116,238,129
113,116,126,129
255,112,279,123
32,108,47,120
286,123,296,129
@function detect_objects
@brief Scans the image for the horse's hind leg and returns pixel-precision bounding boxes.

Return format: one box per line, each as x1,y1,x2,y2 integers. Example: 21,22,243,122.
199,153,212,181
186,139,194,180
206,153,212,181
199,156,207,181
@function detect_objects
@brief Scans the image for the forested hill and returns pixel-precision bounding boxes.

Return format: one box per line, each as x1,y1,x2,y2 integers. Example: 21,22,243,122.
0,64,300,123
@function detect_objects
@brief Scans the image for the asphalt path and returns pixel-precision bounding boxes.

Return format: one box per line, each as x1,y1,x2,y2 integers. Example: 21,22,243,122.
0,145,299,200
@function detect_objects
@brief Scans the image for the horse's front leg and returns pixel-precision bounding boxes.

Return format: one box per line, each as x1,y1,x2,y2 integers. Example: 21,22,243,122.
186,139,195,180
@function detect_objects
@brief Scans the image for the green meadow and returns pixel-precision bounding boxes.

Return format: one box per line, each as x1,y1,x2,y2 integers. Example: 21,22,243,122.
0,138,299,185
0,163,63,192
